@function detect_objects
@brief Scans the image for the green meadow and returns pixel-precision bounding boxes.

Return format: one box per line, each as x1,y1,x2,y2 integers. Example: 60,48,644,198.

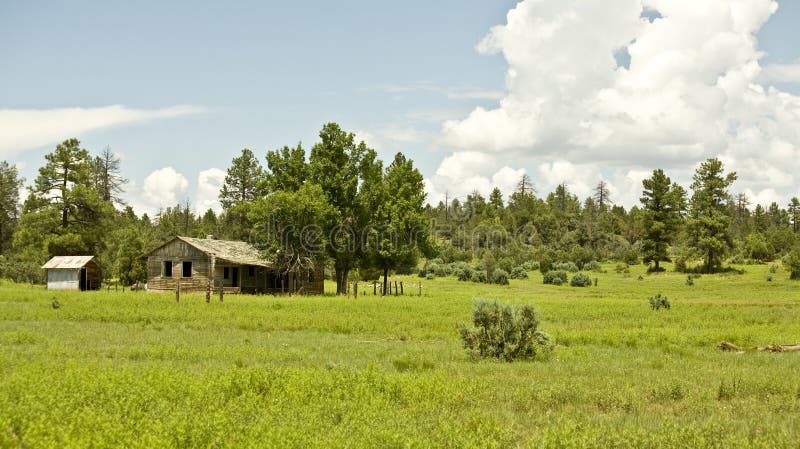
2,264,800,448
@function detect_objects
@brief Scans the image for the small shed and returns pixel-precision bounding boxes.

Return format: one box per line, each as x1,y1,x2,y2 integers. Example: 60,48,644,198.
42,256,102,291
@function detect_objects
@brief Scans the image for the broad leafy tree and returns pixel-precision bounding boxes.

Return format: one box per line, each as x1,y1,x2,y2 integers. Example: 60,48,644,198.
363,153,432,294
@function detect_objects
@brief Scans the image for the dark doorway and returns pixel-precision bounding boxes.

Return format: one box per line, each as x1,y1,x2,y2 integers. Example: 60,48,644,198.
232,267,239,288
79,268,87,291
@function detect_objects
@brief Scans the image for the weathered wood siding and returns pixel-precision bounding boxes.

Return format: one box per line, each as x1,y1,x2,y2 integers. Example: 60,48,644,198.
147,239,213,292
85,260,102,290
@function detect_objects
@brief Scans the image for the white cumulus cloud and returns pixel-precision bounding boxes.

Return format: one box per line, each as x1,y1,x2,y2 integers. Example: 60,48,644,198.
430,0,800,206
128,167,190,216
195,168,226,214
0,104,205,158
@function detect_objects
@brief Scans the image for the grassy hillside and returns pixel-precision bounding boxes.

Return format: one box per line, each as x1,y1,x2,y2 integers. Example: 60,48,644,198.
1,263,800,448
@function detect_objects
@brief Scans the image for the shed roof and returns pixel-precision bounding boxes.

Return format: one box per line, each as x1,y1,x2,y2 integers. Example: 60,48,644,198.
150,236,272,267
42,256,96,269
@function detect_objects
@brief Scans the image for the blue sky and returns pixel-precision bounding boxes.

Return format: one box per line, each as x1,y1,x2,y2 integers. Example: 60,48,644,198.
1,0,799,214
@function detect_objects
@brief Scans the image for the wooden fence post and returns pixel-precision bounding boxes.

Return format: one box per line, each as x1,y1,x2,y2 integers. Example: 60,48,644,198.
354,282,358,299
373,282,377,296
206,282,211,303
400,282,404,295
419,282,422,296
176,282,180,303
394,281,398,296
219,282,224,303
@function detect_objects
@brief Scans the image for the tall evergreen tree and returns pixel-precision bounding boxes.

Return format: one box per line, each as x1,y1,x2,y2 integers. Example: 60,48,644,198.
93,147,127,205
0,161,23,253
687,158,737,273
220,148,266,240
594,180,612,210
640,169,686,271
789,197,800,233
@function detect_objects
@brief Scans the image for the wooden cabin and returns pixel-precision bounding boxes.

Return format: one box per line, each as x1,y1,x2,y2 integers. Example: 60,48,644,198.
144,236,324,295
42,256,102,291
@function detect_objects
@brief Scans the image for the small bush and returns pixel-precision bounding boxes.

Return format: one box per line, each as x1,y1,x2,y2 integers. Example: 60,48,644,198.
457,268,473,282
783,246,800,280
686,275,694,286
570,273,592,287
471,270,487,283
555,262,579,272
614,263,630,274
425,272,435,280
538,257,553,274
583,260,603,272
768,264,779,274
492,269,510,285
458,299,553,362
510,266,529,279
522,261,540,271
543,270,567,286
649,293,671,310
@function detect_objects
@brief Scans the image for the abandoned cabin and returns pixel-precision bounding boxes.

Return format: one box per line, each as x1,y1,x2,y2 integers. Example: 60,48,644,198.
144,236,324,295
42,256,102,291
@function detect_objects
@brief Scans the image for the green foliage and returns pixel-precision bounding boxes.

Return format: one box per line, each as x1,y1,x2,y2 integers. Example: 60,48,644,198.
686,275,695,286
509,267,529,279
687,158,737,273
492,269,510,285
0,161,22,253
471,270,487,283
570,273,592,287
783,245,800,280
458,299,552,362
543,270,567,285
649,293,671,310
554,262,579,272
521,261,539,271
640,169,686,271
583,260,603,272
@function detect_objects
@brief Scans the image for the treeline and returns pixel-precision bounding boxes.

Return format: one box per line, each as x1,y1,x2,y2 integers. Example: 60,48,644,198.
427,159,800,279
0,124,433,295
1,123,799,289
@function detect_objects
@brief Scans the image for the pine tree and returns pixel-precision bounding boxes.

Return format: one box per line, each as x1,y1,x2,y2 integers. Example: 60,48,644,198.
640,169,686,271
220,148,266,239
594,180,612,210
687,158,737,273
93,147,127,205
789,197,800,233
0,161,22,253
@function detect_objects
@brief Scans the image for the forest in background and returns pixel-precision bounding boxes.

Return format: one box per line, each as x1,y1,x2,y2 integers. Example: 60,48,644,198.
1,122,799,290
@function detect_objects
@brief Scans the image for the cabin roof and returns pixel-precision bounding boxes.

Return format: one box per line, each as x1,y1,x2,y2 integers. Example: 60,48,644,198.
149,236,272,267
42,256,96,269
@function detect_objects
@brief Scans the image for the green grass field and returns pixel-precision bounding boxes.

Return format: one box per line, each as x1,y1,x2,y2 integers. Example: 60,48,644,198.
2,264,800,448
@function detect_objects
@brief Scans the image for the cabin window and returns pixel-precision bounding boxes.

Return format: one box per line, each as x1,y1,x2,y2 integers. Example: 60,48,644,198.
224,267,229,279
163,261,173,278
248,266,255,277
182,261,192,278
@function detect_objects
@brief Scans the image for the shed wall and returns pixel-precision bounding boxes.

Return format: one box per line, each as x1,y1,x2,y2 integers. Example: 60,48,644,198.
46,269,79,290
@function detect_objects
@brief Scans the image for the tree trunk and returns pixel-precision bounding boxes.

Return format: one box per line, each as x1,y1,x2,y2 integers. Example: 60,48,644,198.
655,260,660,271
383,267,389,297
335,267,350,295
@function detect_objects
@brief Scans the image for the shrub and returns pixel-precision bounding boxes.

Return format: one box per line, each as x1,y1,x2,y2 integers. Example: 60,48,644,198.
492,269,510,285
783,246,800,280
583,260,603,272
433,263,449,277
471,270,487,283
555,262,579,272
458,299,553,361
649,293,671,310
769,264,779,274
614,263,630,274
686,275,694,286
510,266,529,279
538,256,553,274
522,261,540,271
457,268,473,282
543,270,567,286
570,273,592,287
425,272,435,280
